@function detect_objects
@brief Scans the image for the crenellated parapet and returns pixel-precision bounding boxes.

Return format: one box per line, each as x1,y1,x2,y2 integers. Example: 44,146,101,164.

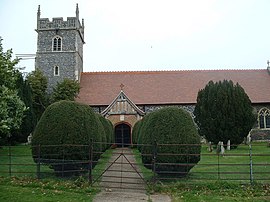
36,4,84,42
38,17,81,30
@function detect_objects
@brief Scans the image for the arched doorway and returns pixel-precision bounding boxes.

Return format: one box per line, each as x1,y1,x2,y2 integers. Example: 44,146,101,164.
115,123,131,147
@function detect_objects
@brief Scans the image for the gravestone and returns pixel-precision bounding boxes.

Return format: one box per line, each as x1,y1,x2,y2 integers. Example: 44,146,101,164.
227,140,230,150
27,133,32,144
207,141,213,152
217,141,225,156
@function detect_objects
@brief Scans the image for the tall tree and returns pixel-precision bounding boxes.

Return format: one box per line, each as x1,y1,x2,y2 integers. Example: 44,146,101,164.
194,80,256,146
20,80,36,140
51,78,80,103
9,75,36,144
26,69,48,121
0,37,26,144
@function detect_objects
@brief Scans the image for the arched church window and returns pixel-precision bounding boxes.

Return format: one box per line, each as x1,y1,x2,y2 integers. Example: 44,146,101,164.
52,36,62,51
54,66,59,76
258,108,270,129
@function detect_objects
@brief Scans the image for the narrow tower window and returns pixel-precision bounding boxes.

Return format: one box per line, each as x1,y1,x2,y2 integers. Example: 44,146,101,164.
54,66,59,76
52,36,62,51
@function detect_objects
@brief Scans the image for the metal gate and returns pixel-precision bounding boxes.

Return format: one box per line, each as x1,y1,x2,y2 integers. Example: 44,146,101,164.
91,147,149,191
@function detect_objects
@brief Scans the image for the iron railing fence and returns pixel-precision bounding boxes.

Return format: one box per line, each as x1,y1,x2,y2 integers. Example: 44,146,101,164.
0,142,269,185
139,142,270,184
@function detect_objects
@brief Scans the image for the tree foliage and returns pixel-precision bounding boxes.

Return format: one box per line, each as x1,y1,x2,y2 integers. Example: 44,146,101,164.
0,86,26,143
97,114,114,150
137,113,153,152
26,69,48,121
194,80,256,146
9,75,36,144
20,80,36,140
0,37,26,144
51,78,80,103
140,107,201,175
0,38,20,89
31,101,105,176
132,119,142,145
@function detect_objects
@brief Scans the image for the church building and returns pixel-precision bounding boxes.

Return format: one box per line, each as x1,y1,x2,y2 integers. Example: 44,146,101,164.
35,5,270,144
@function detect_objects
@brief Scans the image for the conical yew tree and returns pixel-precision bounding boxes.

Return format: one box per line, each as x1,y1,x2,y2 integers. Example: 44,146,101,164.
194,80,256,147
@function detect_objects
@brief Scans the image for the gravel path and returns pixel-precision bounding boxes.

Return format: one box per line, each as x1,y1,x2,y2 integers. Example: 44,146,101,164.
93,147,171,202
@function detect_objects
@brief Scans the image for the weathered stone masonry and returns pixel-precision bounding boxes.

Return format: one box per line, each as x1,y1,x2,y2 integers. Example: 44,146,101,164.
35,4,84,92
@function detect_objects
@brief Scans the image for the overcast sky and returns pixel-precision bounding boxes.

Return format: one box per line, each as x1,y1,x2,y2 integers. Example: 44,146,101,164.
1,0,270,73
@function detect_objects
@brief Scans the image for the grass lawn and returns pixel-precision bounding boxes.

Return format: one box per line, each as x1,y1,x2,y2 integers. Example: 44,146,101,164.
133,148,154,181
0,143,269,201
0,145,53,178
0,176,97,202
132,143,270,201
156,181,270,202
91,148,113,185
132,142,270,184
0,146,113,201
189,142,270,183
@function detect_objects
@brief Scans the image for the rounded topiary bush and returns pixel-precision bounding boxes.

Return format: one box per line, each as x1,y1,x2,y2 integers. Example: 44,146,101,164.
97,114,113,150
132,120,142,145
31,100,104,176
140,107,201,176
107,120,114,143
137,112,156,152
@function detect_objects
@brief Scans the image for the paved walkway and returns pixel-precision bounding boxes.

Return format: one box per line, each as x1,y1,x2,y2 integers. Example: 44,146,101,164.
93,147,171,202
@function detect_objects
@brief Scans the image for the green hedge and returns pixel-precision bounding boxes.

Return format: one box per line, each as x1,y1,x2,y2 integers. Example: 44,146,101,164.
31,100,104,176
137,112,156,152
132,120,142,145
97,114,113,150
107,120,114,143
140,107,201,176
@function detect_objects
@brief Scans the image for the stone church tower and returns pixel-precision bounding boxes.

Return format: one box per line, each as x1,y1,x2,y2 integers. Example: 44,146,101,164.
35,4,85,91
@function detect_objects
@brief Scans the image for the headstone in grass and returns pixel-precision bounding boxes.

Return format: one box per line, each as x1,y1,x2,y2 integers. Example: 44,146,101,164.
208,141,213,152
220,142,225,156
27,133,32,144
217,141,225,156
227,140,230,151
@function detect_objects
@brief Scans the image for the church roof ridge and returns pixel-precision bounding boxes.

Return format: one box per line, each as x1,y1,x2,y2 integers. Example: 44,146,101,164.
78,68,270,105
82,69,266,75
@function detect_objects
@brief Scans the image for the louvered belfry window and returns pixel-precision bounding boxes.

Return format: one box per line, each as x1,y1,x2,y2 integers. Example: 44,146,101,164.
53,36,62,51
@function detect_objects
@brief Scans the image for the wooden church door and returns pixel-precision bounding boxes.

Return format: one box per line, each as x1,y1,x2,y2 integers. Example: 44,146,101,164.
115,123,131,147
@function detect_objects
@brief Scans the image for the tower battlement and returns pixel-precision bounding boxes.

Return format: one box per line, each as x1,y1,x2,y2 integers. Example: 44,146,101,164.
38,17,81,30
36,4,84,42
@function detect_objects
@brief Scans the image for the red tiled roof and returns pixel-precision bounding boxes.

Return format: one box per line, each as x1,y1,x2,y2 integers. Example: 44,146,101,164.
76,70,270,106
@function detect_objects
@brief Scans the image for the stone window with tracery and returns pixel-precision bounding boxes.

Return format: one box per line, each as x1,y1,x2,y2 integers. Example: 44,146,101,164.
52,36,62,51
258,108,270,129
